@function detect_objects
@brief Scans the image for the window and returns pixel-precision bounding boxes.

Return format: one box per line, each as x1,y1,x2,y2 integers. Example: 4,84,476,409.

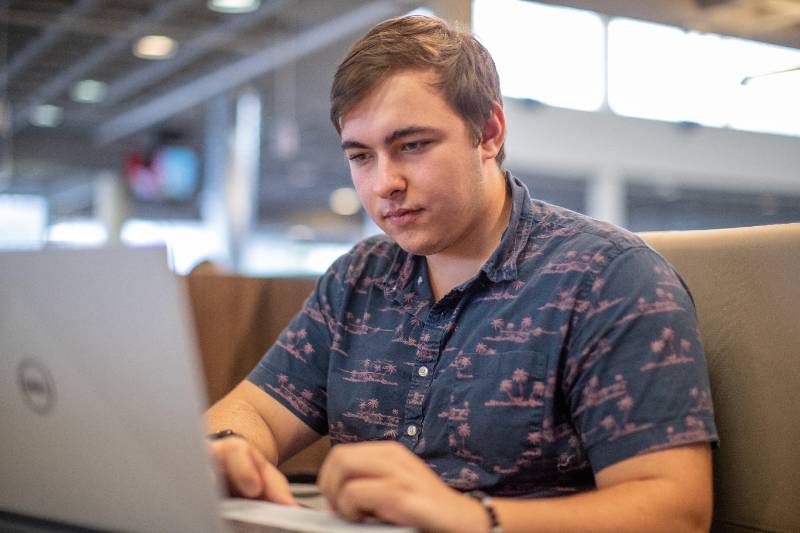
512,171,587,214
626,183,800,231
0,194,47,249
473,3,800,138
608,18,800,137
473,0,605,111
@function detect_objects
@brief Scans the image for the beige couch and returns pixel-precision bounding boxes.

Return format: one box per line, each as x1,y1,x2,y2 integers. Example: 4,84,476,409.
639,224,799,533
187,223,800,533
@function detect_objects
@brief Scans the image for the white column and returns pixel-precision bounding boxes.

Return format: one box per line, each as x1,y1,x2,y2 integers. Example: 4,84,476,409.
227,88,262,270
587,166,626,227
201,93,233,267
93,170,128,246
0,100,12,187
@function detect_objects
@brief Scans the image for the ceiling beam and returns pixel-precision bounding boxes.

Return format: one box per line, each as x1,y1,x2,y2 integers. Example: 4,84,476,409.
11,0,194,132
71,0,294,120
0,0,99,92
94,0,418,146
0,5,287,56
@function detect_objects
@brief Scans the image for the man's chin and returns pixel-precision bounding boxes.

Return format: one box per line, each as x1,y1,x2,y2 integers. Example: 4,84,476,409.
392,236,444,257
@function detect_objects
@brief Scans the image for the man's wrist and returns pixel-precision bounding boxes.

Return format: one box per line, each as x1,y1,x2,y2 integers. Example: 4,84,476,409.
465,491,503,533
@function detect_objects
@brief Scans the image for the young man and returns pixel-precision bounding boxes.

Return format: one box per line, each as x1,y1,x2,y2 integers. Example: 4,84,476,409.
206,15,718,533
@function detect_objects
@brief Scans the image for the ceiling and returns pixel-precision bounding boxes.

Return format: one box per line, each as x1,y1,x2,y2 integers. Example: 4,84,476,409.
2,0,799,230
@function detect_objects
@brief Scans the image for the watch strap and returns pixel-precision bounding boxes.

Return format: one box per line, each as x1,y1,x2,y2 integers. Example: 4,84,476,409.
465,490,503,533
206,429,243,441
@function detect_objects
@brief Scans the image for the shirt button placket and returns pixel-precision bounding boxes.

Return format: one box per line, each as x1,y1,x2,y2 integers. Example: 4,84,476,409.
402,306,446,447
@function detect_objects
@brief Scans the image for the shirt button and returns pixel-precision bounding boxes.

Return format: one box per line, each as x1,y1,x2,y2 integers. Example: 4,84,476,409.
406,425,418,437
417,276,423,284
417,366,429,377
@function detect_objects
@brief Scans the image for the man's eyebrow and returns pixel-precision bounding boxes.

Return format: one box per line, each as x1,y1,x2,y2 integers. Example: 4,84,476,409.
384,126,439,145
340,126,441,151
341,140,369,151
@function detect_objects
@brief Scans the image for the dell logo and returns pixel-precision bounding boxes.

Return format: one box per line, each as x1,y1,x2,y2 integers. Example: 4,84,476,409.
17,359,56,415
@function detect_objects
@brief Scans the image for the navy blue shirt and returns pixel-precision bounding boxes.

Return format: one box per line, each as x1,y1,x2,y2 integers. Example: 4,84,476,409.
248,174,718,497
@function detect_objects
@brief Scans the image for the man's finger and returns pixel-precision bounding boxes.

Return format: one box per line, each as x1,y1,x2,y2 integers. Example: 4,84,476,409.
244,445,297,505
334,477,410,525
219,440,264,498
259,460,298,506
318,442,407,506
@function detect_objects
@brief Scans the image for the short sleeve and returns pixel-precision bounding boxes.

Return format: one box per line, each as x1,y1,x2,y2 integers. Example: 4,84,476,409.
564,246,718,473
247,256,347,435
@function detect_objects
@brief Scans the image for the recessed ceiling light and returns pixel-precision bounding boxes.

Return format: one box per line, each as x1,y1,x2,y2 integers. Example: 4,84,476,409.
133,35,177,60
329,187,361,216
29,105,63,128
70,79,108,103
207,0,260,14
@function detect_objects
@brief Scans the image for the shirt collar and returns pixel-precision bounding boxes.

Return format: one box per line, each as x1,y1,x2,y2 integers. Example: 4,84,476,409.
480,172,534,283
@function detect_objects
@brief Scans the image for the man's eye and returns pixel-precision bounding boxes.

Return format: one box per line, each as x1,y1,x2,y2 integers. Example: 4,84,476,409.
401,140,429,152
348,153,369,163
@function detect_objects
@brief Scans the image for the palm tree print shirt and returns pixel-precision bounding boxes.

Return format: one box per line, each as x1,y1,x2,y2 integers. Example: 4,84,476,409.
248,173,718,497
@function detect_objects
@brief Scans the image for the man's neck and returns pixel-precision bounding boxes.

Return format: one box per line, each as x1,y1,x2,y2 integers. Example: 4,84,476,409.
427,170,512,302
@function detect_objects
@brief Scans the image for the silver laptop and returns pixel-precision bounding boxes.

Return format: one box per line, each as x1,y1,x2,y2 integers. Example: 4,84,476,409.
0,247,413,533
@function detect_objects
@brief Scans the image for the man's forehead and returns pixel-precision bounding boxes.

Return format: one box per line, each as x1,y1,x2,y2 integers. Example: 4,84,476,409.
338,74,458,147
338,69,443,125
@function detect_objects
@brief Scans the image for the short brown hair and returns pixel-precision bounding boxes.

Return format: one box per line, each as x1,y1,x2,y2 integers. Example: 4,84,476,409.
330,15,505,164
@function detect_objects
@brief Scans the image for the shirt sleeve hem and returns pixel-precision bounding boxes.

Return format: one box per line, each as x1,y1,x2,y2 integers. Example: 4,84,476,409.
247,363,329,436
585,418,719,474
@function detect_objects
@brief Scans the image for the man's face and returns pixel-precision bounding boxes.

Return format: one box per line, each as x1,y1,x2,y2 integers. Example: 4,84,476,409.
339,69,498,258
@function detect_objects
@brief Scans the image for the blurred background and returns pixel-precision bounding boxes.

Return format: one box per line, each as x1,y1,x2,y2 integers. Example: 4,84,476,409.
1,0,798,274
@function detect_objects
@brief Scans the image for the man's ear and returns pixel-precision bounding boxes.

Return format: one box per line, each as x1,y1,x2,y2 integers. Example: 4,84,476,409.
479,102,505,161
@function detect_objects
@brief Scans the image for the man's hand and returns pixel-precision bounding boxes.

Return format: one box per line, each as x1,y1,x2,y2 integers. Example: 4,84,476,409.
317,441,489,533
317,441,712,533
205,381,323,505
208,436,297,506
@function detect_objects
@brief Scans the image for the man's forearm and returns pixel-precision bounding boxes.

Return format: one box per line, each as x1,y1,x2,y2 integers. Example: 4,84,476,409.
491,477,711,533
205,395,281,465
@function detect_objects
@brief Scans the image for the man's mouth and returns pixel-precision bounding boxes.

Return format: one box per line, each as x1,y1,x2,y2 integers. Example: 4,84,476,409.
383,207,423,226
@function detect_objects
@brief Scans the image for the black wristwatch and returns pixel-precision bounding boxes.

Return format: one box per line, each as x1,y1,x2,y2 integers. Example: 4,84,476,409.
206,429,243,441
465,490,503,533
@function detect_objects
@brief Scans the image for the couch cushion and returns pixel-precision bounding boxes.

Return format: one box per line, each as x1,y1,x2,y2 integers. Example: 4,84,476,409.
641,224,800,533
185,274,316,405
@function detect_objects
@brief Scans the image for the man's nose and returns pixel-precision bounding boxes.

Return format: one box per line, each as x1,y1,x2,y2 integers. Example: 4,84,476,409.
372,158,406,198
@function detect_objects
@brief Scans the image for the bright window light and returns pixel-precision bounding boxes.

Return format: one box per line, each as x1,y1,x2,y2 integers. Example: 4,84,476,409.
47,219,107,246
121,219,225,274
241,232,350,276
0,195,47,249
726,40,800,137
608,18,800,136
472,0,605,111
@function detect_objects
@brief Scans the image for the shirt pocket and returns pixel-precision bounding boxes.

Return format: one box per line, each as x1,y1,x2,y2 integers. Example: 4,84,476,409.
443,349,548,474
327,364,408,444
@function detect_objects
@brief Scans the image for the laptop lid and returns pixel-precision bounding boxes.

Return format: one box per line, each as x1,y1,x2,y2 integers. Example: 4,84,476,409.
0,246,225,532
